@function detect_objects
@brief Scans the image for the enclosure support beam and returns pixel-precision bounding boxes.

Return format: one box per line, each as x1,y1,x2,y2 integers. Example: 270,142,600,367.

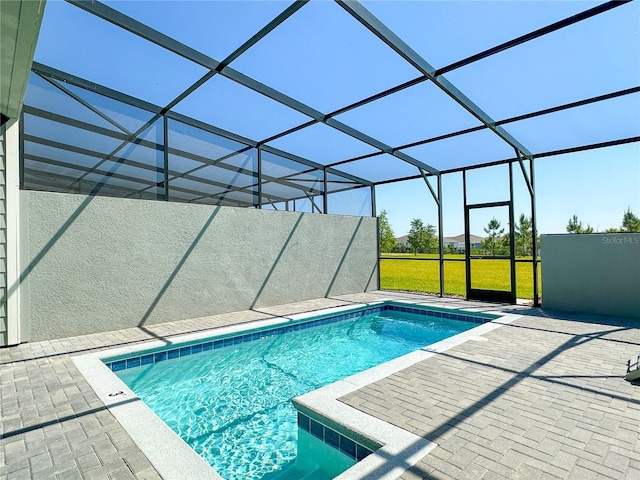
336,0,533,160
420,168,444,297
163,115,169,201
515,148,540,307
38,73,134,137
508,161,517,302
463,171,470,294
257,147,263,208
515,149,533,196
323,168,328,214
530,157,540,307
373,184,381,289
437,173,444,298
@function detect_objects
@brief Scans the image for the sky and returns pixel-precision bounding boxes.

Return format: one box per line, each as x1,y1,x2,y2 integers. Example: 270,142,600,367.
31,0,640,237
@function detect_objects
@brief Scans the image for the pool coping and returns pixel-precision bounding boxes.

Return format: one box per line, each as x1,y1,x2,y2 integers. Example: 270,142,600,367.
72,299,521,480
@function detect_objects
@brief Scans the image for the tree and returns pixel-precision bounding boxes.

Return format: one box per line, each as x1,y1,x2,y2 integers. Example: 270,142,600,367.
482,218,505,255
566,214,593,234
622,207,640,232
515,214,533,257
445,243,458,255
378,210,396,253
407,218,437,255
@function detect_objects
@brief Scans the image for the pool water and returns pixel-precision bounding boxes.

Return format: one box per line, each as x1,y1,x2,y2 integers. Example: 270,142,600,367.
115,309,476,480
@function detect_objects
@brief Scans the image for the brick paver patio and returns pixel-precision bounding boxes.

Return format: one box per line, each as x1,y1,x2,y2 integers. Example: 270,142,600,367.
2,291,639,479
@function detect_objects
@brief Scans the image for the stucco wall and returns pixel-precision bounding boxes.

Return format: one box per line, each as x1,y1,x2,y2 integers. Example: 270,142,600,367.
541,233,640,318
23,191,378,341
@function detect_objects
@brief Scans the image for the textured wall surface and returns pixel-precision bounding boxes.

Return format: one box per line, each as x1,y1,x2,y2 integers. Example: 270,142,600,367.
0,131,6,345
24,191,378,340
541,233,640,318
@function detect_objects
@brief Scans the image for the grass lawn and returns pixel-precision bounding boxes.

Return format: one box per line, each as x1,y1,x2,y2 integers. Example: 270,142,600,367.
380,254,541,299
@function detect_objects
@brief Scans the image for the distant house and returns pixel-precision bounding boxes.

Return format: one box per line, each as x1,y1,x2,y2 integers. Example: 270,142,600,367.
443,234,484,252
395,235,409,247
395,234,484,252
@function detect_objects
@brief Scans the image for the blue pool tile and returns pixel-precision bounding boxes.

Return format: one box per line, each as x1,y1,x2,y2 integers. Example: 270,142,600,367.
233,336,242,345
356,444,372,461
126,358,140,369
214,339,224,349
179,347,191,357
223,338,234,347
435,311,442,318
154,352,167,363
242,334,252,343
111,360,126,372
310,420,324,441
191,344,203,354
427,310,435,317
292,324,300,331
285,325,293,333
252,332,261,341
202,341,213,351
340,436,356,459
141,354,154,366
167,349,180,360
298,413,310,432
324,428,340,450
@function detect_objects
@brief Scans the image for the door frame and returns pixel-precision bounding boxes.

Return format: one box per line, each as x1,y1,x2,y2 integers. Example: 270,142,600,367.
464,200,516,304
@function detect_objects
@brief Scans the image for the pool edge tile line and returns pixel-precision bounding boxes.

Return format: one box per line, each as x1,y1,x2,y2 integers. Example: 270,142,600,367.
104,300,499,373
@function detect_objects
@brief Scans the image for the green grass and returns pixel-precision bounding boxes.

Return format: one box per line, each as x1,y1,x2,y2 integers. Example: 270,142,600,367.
380,255,541,299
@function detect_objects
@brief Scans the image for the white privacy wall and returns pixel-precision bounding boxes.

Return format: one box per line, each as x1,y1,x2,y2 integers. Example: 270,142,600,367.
23,191,378,340
541,233,640,318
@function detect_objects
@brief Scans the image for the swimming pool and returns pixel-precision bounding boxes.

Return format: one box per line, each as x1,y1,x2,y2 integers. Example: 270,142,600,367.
102,302,498,480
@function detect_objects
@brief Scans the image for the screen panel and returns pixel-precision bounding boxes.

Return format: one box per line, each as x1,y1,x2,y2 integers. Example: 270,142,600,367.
174,75,310,142
400,129,515,171
232,1,419,113
34,0,207,105
444,2,640,120
335,80,481,148
266,123,377,166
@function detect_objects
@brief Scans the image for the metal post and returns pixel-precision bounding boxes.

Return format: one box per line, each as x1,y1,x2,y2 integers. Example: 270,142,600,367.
371,184,376,218
18,110,25,190
257,147,262,208
163,115,169,201
372,184,380,290
323,167,328,214
530,157,540,307
463,170,471,298
437,173,444,297
508,161,516,303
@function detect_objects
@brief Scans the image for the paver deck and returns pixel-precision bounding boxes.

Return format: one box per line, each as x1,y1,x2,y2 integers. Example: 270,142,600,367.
2,291,639,479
